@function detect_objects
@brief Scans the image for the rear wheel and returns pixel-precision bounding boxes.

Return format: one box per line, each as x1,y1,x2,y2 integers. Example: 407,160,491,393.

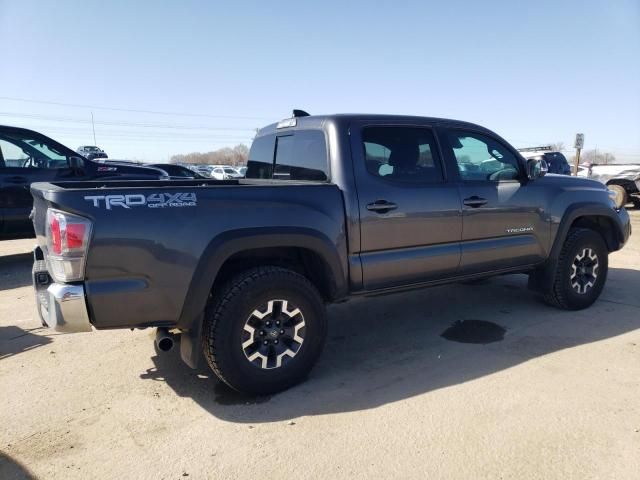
608,184,627,209
203,266,327,395
544,228,608,310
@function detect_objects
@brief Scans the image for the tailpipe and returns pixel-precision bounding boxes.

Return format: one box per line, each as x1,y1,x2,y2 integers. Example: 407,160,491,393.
155,328,175,352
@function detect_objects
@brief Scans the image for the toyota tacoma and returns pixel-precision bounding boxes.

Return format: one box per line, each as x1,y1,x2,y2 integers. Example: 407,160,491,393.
29,112,631,395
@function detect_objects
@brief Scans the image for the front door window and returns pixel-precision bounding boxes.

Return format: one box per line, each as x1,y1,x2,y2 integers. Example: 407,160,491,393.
445,131,521,182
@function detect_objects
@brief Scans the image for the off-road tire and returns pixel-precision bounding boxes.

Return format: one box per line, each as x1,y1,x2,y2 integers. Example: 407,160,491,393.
543,228,608,310
202,266,327,395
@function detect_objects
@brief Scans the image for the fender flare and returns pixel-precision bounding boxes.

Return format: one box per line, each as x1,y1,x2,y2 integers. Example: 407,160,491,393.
550,203,625,259
176,226,347,332
529,203,626,294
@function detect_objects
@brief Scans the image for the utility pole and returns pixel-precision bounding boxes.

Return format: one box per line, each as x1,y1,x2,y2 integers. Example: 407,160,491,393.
91,111,97,145
573,133,584,176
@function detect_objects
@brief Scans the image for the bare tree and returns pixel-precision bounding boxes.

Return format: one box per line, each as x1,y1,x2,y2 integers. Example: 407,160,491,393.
580,149,616,165
170,143,250,166
550,142,565,151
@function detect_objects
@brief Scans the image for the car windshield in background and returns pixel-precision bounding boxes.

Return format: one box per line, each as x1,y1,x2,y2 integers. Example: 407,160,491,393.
0,132,71,166
543,152,570,174
224,168,237,174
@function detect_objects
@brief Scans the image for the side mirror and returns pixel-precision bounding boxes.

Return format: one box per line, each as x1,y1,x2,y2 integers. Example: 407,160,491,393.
527,157,548,180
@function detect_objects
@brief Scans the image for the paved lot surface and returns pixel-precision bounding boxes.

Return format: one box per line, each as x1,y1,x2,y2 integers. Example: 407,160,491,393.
1,211,639,479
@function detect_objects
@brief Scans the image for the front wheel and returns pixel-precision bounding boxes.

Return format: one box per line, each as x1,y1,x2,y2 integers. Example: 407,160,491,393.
203,266,327,395
544,228,608,310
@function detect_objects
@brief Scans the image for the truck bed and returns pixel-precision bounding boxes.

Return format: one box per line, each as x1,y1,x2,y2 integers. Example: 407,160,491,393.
31,179,348,330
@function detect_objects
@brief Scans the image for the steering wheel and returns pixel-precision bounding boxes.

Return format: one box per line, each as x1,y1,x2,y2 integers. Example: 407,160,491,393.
22,156,47,168
488,167,517,181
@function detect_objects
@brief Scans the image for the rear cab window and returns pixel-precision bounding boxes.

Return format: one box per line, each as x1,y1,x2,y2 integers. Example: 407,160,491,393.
247,129,328,181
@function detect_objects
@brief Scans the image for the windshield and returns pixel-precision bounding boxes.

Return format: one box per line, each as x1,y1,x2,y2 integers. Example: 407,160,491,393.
0,130,79,169
25,139,67,160
224,168,237,174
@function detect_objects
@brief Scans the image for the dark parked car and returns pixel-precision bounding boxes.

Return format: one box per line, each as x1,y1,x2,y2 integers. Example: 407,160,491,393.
0,126,167,239
30,112,630,395
77,145,108,161
149,163,206,179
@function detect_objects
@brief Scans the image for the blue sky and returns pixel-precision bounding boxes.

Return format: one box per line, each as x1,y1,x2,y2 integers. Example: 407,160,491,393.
0,0,638,162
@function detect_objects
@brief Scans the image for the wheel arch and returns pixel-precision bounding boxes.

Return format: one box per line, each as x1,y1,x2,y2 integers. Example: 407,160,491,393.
530,203,627,296
551,204,625,258
606,178,637,193
176,227,347,332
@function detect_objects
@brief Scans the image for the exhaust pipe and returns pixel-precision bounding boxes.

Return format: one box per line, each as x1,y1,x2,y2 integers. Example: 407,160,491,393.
155,328,175,352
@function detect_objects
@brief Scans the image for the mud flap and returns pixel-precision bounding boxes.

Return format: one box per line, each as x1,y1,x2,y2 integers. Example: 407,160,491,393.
527,258,557,294
180,313,203,369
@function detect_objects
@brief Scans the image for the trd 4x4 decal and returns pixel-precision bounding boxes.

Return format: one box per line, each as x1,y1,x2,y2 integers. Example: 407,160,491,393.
84,192,197,209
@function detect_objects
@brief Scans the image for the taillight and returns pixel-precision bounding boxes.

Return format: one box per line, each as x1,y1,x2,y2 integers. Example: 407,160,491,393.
50,215,62,255
46,209,92,282
65,223,87,250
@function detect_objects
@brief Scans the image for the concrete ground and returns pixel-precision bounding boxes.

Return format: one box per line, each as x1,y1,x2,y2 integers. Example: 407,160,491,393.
1,211,639,480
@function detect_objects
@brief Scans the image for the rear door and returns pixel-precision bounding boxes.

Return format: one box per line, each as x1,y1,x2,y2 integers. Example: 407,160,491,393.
351,122,462,290
437,127,548,274
0,133,76,237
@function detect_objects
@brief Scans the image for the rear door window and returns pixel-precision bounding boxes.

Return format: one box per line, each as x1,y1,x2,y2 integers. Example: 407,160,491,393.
362,126,443,184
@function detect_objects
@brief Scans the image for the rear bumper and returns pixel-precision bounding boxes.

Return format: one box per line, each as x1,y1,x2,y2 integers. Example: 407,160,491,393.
42,284,92,333
33,250,92,333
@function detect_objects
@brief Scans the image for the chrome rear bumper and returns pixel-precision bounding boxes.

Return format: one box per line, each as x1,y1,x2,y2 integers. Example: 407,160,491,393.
42,284,92,333
33,249,92,333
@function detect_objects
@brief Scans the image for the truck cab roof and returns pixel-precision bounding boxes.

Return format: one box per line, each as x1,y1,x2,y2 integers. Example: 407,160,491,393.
255,113,496,138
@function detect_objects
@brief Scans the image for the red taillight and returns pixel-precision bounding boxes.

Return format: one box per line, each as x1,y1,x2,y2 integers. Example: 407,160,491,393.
46,209,92,282
66,223,86,250
51,215,62,255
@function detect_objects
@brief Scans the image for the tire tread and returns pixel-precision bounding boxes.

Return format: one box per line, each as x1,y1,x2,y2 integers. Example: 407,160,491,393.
202,266,322,392
543,227,606,310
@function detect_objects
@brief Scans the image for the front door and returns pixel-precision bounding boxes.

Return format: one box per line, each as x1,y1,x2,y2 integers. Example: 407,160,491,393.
351,123,462,290
437,128,549,274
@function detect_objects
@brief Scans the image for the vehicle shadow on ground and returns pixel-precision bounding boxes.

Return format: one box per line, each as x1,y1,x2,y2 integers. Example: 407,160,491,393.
0,253,32,290
142,268,640,423
0,451,36,479
0,326,51,360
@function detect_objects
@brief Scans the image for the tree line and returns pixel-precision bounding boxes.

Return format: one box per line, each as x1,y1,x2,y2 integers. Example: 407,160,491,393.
550,142,616,164
170,144,249,166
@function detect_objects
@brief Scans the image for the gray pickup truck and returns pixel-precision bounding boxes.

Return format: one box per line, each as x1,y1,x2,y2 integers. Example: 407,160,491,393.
30,112,631,395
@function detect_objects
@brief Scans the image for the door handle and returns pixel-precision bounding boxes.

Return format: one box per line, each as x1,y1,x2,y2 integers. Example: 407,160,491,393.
367,200,398,213
463,196,488,208
5,176,28,184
